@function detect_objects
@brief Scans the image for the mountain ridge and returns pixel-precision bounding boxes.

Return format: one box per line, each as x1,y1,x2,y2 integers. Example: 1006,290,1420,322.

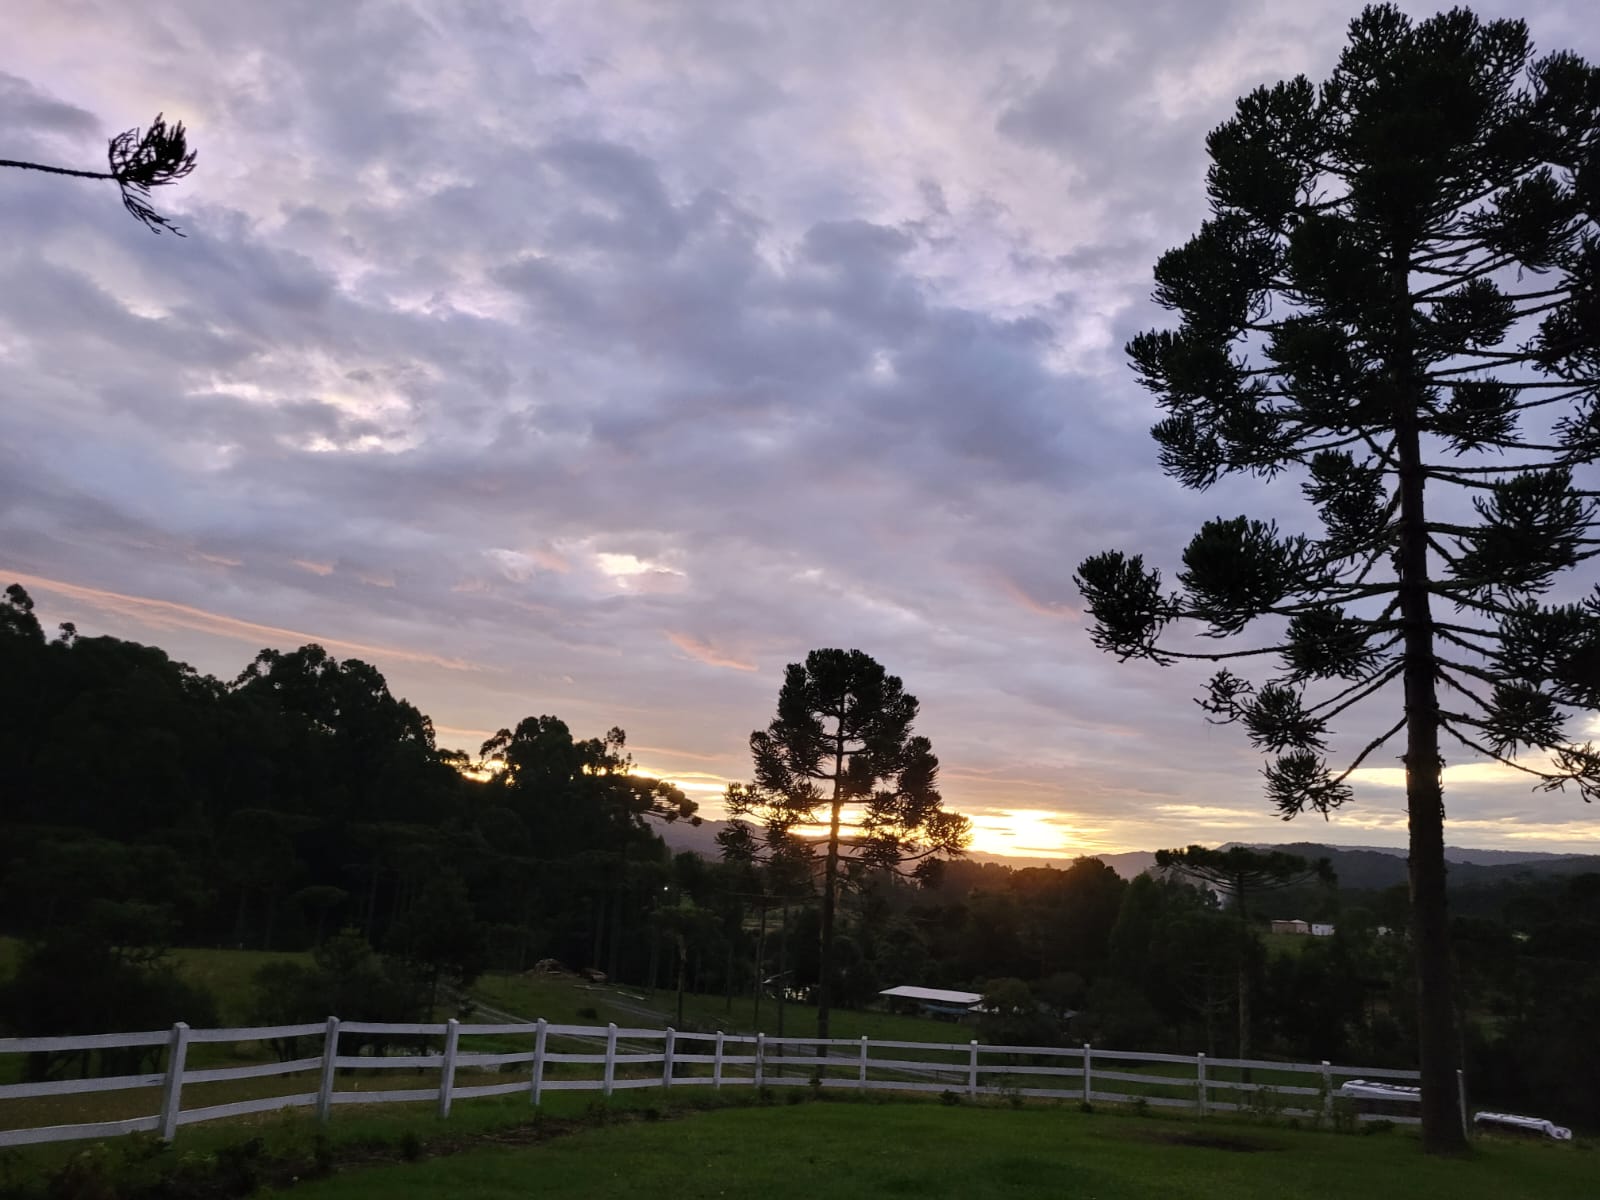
656,818,1597,884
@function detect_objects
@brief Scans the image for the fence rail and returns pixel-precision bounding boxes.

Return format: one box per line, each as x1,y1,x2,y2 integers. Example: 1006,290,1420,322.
0,1018,1423,1149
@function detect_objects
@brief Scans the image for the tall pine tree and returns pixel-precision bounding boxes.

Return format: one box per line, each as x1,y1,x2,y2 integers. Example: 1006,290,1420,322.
1076,6,1600,1152
721,649,970,1040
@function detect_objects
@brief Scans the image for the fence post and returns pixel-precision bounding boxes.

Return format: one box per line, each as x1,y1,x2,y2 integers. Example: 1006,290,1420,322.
316,1016,340,1124
755,1033,765,1088
529,1018,548,1107
968,1040,979,1099
713,1031,725,1088
1321,1060,1333,1123
1082,1043,1093,1105
157,1022,191,1142
603,1023,618,1097
1196,1053,1207,1117
438,1018,460,1119
858,1036,869,1090
1457,1069,1469,1141
663,1028,676,1089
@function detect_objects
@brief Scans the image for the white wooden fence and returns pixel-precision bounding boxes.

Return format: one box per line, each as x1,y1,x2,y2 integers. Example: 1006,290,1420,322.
0,1018,1423,1148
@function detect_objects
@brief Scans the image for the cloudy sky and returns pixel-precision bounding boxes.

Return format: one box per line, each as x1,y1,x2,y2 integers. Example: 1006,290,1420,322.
4,0,1597,858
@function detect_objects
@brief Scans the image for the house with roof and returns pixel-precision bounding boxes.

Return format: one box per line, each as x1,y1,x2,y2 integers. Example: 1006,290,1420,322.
878,985,985,1019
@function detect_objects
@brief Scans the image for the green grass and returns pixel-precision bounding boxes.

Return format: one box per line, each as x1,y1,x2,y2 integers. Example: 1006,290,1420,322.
0,938,308,1030
281,1099,1596,1200
0,1075,717,1180
0,948,1380,1150
1263,931,1315,958
169,945,310,1026
474,971,974,1044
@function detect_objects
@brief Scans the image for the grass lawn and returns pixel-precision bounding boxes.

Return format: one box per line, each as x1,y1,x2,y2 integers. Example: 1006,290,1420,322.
0,938,308,1030
169,945,310,1026
284,1099,1595,1200
0,1078,697,1180
1263,931,1316,958
474,970,975,1044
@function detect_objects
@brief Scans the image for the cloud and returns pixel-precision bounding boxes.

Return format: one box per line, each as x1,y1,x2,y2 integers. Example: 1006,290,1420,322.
3,570,478,672
3,0,1597,856
665,631,757,672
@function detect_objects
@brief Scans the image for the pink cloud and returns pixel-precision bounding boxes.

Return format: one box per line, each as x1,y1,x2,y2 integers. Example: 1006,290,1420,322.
664,630,757,672
5,569,478,672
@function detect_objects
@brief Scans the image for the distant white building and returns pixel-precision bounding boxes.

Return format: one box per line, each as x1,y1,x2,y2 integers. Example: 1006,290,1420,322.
1311,923,1335,937
878,985,985,1018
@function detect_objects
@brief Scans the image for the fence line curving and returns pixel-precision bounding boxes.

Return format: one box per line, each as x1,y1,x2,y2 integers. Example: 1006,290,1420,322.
0,1018,1423,1148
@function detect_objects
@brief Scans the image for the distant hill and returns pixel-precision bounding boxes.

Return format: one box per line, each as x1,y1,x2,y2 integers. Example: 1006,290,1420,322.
660,820,1599,887
657,818,1161,877
1236,842,1600,890
1235,842,1578,867
656,815,731,859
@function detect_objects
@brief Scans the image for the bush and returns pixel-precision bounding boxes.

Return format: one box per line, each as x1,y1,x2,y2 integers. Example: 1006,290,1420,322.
0,932,219,1080
248,930,432,1060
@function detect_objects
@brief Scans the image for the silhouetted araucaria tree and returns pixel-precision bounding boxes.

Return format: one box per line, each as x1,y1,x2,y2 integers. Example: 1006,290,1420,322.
1,113,196,234
1075,5,1600,1153
720,649,971,1042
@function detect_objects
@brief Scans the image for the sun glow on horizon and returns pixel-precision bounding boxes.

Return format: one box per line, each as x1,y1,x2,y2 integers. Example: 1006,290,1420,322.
627,765,733,796
965,808,1107,860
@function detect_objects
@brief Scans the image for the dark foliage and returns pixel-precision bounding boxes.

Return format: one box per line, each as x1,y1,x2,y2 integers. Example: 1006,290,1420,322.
0,112,196,234
1075,4,1600,1152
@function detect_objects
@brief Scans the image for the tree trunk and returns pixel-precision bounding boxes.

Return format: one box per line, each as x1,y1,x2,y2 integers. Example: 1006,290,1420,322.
647,922,660,994
363,865,380,938
777,901,788,1039
753,901,767,1028
817,726,846,1042
1234,884,1252,1083
264,888,279,951
675,938,686,1028
1237,960,1250,1063
1393,258,1468,1154
607,877,623,981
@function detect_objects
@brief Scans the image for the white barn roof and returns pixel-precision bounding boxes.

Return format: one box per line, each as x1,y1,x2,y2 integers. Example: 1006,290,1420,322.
879,985,984,1006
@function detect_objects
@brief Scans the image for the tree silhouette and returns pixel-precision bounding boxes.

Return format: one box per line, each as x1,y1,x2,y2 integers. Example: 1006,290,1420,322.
1156,845,1333,1067
1075,5,1599,1152
721,649,970,1040
1,113,196,234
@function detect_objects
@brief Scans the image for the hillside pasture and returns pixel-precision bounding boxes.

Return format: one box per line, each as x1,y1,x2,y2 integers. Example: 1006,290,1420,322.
286,1100,1594,1200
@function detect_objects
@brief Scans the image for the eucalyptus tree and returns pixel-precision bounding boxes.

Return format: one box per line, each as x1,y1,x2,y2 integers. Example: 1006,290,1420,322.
721,649,971,1040
1075,6,1600,1151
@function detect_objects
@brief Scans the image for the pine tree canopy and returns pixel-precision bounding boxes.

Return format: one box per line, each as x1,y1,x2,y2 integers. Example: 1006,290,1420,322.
1076,4,1600,820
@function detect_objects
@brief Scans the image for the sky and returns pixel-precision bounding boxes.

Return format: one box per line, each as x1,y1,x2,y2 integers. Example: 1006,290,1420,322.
3,0,1598,859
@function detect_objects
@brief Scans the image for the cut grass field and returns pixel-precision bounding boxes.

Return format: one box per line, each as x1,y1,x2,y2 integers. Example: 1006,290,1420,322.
169,945,311,1025
0,948,979,1138
282,1098,1595,1200
3,938,1589,1200
473,970,975,1043
0,947,1401,1139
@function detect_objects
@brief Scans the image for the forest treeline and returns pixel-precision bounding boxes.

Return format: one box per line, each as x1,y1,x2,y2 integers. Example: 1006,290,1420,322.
0,582,1595,1127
